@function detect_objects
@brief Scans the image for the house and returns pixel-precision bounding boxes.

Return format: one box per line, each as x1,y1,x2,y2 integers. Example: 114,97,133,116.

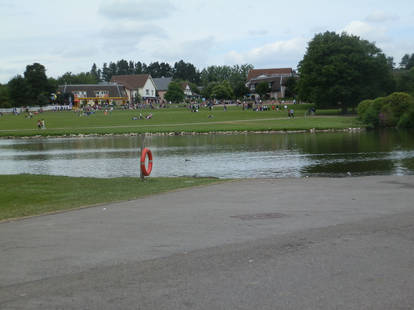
182,82,192,97
110,74,157,103
246,68,295,99
153,77,172,101
58,83,128,106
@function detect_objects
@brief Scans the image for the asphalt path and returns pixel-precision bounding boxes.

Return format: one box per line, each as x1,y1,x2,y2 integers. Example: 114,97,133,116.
1,175,414,309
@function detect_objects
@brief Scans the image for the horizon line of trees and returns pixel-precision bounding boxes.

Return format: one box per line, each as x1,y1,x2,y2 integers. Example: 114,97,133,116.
1,33,414,108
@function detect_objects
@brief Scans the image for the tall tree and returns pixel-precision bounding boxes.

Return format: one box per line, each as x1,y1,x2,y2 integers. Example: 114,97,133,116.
0,84,10,108
297,31,394,113
102,63,111,82
173,60,200,84
90,63,100,82
117,59,129,75
24,63,49,101
8,75,31,107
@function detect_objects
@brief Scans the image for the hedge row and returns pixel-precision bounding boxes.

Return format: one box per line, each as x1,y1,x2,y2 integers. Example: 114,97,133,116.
357,92,414,128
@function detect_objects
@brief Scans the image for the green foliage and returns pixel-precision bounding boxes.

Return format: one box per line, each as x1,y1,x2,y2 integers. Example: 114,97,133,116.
133,93,142,104
357,92,414,128
395,67,414,95
201,82,218,99
165,82,185,103
233,82,250,99
173,60,200,84
399,53,414,70
90,63,101,81
186,82,198,94
298,31,395,113
57,71,99,85
211,81,234,99
0,84,10,108
255,82,270,98
284,76,298,98
200,64,253,89
8,75,32,106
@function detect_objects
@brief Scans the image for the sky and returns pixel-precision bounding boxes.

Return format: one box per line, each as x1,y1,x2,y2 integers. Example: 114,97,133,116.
1,0,414,83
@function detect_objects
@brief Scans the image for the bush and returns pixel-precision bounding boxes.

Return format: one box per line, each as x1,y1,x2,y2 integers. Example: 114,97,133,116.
357,92,414,128
397,108,414,128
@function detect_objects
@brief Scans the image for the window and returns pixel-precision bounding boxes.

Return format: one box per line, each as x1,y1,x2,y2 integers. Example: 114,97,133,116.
95,90,109,98
146,89,149,95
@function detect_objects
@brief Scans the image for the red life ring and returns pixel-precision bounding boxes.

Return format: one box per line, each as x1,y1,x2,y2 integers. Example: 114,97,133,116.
140,148,153,176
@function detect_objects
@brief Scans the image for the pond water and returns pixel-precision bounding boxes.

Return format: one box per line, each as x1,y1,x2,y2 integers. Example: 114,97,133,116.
1,130,414,179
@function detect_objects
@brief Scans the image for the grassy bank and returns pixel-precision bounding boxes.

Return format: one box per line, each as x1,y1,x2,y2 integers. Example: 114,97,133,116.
0,174,223,221
0,106,361,137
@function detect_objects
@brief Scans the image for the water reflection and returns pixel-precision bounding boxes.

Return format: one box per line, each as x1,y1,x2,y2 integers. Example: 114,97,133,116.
0,129,413,178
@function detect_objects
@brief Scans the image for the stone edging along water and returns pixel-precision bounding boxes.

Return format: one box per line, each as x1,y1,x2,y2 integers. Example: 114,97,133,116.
1,127,365,139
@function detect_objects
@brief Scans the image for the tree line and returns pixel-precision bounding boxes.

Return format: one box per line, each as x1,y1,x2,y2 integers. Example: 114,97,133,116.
1,32,414,109
0,60,254,107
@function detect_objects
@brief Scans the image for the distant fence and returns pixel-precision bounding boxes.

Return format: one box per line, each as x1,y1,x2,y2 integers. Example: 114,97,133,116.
0,105,72,113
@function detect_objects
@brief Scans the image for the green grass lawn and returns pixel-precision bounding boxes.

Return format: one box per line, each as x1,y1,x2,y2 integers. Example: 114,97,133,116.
0,105,361,136
0,174,224,221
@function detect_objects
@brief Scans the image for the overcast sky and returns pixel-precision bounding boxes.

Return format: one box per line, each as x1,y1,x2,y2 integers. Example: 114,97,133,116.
1,0,413,83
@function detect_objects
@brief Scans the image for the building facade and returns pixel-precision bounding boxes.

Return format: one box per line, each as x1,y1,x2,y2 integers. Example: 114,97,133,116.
58,83,128,106
246,68,295,99
110,74,157,103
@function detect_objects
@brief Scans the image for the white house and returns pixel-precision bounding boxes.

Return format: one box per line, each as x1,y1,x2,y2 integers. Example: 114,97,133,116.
110,74,157,103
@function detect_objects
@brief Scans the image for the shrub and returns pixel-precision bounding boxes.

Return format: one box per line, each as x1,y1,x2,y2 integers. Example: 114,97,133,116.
357,92,414,128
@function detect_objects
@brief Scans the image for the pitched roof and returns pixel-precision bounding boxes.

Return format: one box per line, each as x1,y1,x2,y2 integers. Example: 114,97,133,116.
153,77,172,91
58,83,127,97
110,74,150,89
247,68,293,81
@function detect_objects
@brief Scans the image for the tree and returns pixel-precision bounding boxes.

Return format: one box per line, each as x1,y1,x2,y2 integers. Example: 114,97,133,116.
173,60,200,84
399,54,414,70
102,63,111,81
57,72,98,85
200,64,253,88
201,82,218,99
8,75,32,107
211,81,234,100
284,76,298,98
116,59,129,75
90,63,101,81
24,63,49,101
164,82,185,103
395,67,414,95
297,31,395,113
0,84,10,108
255,82,270,98
233,82,250,99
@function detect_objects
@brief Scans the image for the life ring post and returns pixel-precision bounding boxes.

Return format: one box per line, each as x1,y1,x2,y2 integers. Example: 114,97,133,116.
140,147,153,180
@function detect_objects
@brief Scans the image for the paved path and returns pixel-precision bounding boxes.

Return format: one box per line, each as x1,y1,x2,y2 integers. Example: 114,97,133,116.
1,175,414,309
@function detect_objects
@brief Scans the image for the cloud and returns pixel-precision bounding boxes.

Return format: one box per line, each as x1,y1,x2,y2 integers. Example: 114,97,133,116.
224,37,307,67
99,0,175,20
342,20,388,42
134,36,216,66
100,21,168,52
365,11,398,23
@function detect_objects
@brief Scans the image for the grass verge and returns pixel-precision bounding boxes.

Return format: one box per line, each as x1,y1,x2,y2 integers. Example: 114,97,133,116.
0,174,224,221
